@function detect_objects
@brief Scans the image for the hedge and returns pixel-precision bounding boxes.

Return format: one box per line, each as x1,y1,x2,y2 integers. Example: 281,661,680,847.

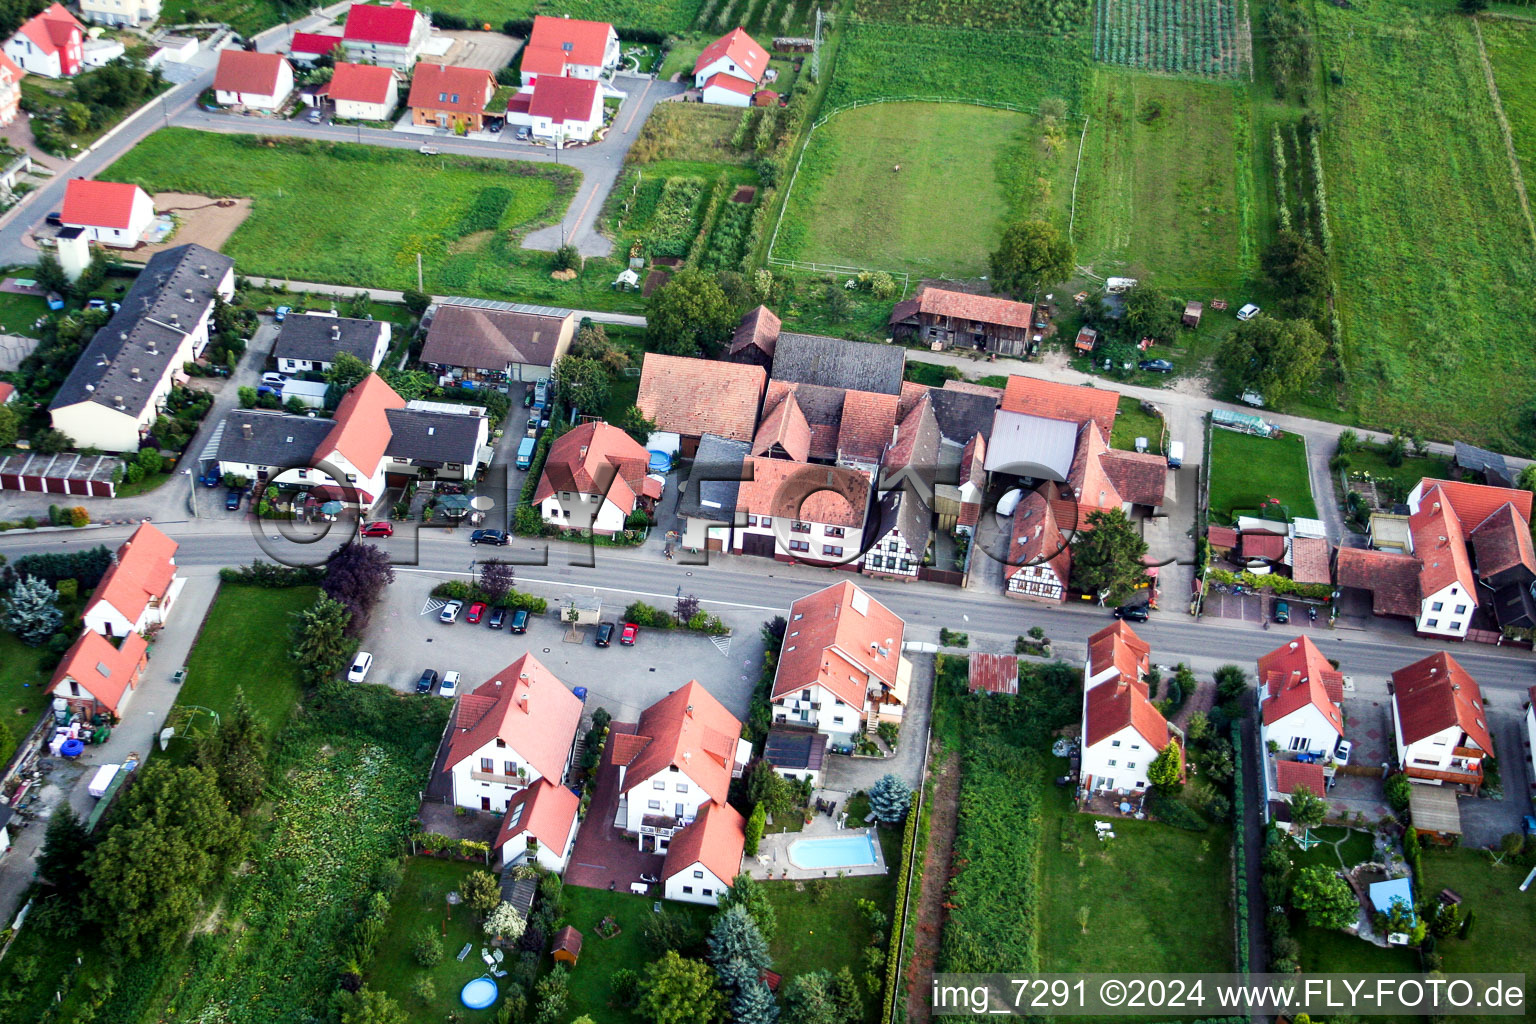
429,580,548,613
1206,567,1334,600
514,424,561,536
1231,725,1249,973
882,790,921,1024
218,560,326,588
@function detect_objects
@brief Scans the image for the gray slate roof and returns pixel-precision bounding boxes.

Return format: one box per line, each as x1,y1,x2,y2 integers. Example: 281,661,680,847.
218,410,333,470
678,433,750,523
383,408,481,465
770,332,906,396
50,243,234,417
420,303,572,371
928,387,997,446
1453,441,1512,487
871,486,933,559
273,313,387,367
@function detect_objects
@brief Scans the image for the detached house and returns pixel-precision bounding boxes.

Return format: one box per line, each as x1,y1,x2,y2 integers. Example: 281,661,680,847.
0,52,22,127
1079,621,1176,795
889,286,1038,357
47,629,148,720
408,63,496,132
520,14,619,85
420,302,576,385
323,62,399,121
290,32,343,65
79,0,162,29
1257,636,1345,757
494,778,581,872
534,420,655,535
213,50,294,111
693,27,768,107
772,581,911,744
341,1,430,68
1005,488,1070,602
49,243,234,452
82,521,182,638
60,179,155,249
442,653,584,813
1391,652,1493,794
5,4,82,78
505,73,605,143
273,311,390,374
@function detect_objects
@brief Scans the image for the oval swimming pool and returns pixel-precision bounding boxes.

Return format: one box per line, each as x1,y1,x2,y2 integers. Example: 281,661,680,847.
787,832,879,870
461,978,498,1010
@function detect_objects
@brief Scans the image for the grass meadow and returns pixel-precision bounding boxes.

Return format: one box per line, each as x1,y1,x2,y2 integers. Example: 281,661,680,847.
1207,428,1317,522
1315,0,1536,447
1484,15,1536,186
1421,846,1536,1023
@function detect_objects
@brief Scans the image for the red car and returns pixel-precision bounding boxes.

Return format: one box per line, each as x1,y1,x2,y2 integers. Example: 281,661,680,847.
619,622,639,646
359,521,394,538
465,601,487,624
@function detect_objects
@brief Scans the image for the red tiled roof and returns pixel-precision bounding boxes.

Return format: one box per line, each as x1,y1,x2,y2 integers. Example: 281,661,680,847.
616,681,743,805
85,522,177,626
731,305,780,358
494,779,579,855
320,373,405,477
903,285,1034,330
1008,487,1070,596
528,14,614,68
1335,547,1422,618
1051,423,1122,533
776,581,906,707
1469,502,1536,579
532,420,648,506
752,390,811,462
942,379,1004,401
1258,636,1344,735
1240,531,1287,561
445,653,584,781
48,630,147,716
0,382,14,405
703,72,755,96
520,46,569,77
343,2,421,46
1392,652,1493,754
1411,485,1477,603
0,51,23,86
1418,477,1532,532
636,353,765,441
968,653,1019,695
1207,525,1239,550
1087,620,1150,683
214,50,290,96
838,389,899,463
1001,375,1118,439
291,31,343,55
408,64,495,115
694,27,768,81
528,73,599,125
18,4,79,57
327,62,396,105
1289,536,1333,584
1276,759,1327,798
662,799,745,885
61,179,143,231
1100,449,1166,508
737,456,870,528
1085,677,1169,749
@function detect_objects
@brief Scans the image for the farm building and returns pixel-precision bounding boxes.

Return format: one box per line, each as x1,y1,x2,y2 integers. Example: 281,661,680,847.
889,286,1037,357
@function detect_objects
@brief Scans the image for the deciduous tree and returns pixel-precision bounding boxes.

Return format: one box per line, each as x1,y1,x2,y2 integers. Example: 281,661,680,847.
552,355,611,415
717,873,777,943
1068,508,1149,605
478,559,516,604
638,950,725,1024
1289,784,1328,830
1121,284,1180,344
325,351,373,406
485,901,526,940
989,219,1074,299
1261,230,1329,316
1216,315,1328,406
0,404,18,449
322,541,395,635
646,270,737,357
340,987,409,1024
3,575,61,646
616,404,657,444
1290,865,1357,930
461,869,501,918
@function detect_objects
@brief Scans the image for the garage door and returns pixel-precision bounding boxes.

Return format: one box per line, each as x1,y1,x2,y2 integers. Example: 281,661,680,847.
742,533,776,558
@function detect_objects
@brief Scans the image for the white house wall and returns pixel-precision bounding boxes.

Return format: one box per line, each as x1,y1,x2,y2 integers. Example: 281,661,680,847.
1417,584,1473,638
1262,703,1340,758
1081,724,1156,793
623,765,711,833
664,861,729,905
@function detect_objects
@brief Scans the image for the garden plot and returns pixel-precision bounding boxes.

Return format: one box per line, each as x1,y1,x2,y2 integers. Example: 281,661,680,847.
1092,0,1245,77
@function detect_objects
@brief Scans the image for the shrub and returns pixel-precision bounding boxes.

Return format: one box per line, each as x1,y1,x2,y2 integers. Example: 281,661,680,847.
412,924,443,967
68,506,89,527
1384,772,1411,814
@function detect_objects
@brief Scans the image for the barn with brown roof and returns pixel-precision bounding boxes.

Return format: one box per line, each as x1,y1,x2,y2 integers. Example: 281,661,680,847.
889,285,1038,357
637,353,766,456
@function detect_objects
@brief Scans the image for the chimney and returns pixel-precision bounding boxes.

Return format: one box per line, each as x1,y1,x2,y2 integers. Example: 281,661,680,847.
113,395,125,409
199,265,209,278
331,324,341,341
519,692,528,712
147,340,158,355
685,704,694,717
184,288,194,302
130,368,142,381
241,424,253,440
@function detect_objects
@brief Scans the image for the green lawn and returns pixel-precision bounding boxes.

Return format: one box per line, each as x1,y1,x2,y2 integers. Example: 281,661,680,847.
1485,15,1536,188
0,289,52,338
177,583,318,739
1316,0,1536,449
0,631,51,765
1208,428,1317,522
1288,825,1375,872
163,0,293,35
104,129,641,314
557,886,713,1024
1421,847,1536,1022
903,361,963,389
1110,395,1163,454
1341,447,1452,503
775,102,1040,276
1294,922,1419,974
1038,785,1234,971
370,858,500,1024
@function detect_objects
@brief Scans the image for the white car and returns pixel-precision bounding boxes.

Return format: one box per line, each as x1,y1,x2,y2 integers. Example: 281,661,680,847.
439,671,461,699
439,599,463,623
261,372,289,387
346,651,373,683
1235,303,1261,321
1333,738,1353,767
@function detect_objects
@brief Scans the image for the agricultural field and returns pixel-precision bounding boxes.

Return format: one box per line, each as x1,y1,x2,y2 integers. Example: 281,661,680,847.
432,0,704,33
1091,0,1244,77
855,0,1087,33
775,102,1038,276
1207,428,1317,522
628,103,764,167
1267,117,1330,255
105,129,641,313
693,0,818,36
1314,0,1536,448
1071,70,1250,290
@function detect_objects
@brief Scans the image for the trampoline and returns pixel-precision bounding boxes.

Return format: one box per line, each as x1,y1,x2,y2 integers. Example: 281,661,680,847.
461,978,497,1010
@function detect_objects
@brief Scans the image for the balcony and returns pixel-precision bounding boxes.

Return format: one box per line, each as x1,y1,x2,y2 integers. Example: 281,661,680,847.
470,770,527,787
1405,763,1482,787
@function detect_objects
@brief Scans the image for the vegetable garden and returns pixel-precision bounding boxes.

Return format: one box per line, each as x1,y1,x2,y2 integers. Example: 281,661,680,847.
694,0,818,36
1092,0,1243,77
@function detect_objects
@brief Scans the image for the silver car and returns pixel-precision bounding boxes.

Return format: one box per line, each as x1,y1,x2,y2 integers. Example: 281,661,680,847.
439,599,463,623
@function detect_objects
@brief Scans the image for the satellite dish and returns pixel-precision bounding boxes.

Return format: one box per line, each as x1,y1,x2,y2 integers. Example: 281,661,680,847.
158,727,175,751
470,495,494,512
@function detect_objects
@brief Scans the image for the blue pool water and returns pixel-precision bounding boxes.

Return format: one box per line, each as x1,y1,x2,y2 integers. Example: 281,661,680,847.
461,978,498,1009
788,833,879,869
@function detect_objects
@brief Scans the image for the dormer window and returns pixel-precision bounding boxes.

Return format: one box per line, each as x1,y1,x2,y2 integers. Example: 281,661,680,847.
495,738,506,748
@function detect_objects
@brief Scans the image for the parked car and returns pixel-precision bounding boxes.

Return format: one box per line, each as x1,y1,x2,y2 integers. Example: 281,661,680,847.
595,621,615,647
620,622,638,646
225,489,243,510
515,126,531,141
347,651,373,683
510,608,529,634
439,671,461,698
256,385,280,399
470,529,508,546
1236,303,1261,321
1523,814,1536,836
439,599,463,623
360,521,394,537
516,436,536,470
465,601,486,624
274,305,290,322
261,372,288,387
199,467,222,487
419,144,439,155
1333,738,1352,766
306,109,322,123
1114,604,1150,622
86,298,107,310
1139,359,1174,373
45,210,62,226
488,120,502,133
415,669,439,694
1274,599,1290,624
487,606,507,629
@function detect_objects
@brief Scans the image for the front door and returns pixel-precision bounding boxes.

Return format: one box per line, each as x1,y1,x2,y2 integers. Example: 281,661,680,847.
480,796,491,811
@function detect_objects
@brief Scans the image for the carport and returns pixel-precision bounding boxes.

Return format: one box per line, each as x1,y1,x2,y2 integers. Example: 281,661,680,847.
1408,785,1462,843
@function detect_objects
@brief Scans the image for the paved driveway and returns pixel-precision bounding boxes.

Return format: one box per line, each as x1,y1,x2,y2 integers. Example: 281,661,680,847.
822,652,934,793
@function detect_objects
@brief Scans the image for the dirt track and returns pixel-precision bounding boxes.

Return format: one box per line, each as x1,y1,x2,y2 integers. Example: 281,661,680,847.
119,192,252,262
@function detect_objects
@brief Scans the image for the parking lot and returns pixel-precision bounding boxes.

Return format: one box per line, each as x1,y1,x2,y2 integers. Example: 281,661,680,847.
358,574,765,724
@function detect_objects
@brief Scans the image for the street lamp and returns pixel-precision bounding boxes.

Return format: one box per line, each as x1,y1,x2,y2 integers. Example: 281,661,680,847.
182,468,198,518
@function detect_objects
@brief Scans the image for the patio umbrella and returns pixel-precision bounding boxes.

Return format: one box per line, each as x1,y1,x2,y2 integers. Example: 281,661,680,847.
320,501,343,515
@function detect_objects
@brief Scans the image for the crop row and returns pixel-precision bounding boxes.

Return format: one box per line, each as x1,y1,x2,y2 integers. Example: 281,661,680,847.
1092,0,1239,77
645,176,706,257
1271,124,1290,232
700,196,759,271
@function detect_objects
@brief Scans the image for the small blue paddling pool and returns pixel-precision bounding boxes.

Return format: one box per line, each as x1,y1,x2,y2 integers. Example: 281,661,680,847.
461,978,497,1009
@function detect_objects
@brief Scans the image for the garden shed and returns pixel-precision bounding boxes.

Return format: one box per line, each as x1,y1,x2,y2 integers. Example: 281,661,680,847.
551,925,582,965
1211,408,1276,437
1182,300,1203,327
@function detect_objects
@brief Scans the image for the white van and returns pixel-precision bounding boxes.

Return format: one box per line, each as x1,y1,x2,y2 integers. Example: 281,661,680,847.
1167,441,1185,469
